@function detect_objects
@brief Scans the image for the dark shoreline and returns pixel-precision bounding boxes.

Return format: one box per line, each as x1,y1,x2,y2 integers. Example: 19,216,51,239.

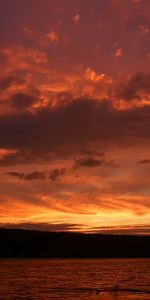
0,228,150,258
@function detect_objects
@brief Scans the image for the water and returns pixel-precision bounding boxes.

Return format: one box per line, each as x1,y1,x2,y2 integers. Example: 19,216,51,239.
0,259,150,300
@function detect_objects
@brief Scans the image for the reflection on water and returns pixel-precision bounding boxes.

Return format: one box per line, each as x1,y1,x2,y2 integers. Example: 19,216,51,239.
0,259,150,300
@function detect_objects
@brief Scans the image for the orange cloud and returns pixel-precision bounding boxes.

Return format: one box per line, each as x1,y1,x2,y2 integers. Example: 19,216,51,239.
138,25,149,35
114,48,123,57
73,14,80,23
0,144,150,231
47,30,59,43
0,0,150,234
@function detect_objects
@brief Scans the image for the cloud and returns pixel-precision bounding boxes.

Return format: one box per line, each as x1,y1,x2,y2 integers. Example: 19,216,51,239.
0,96,150,166
118,72,150,101
0,46,48,74
0,45,113,104
24,171,46,180
11,93,37,110
74,157,104,168
49,168,66,181
73,14,80,23
138,25,149,35
7,171,24,180
0,76,23,91
0,0,149,232
47,31,59,43
85,67,112,84
114,48,123,57
1,222,150,235
7,171,46,180
0,152,27,166
7,169,66,181
0,222,81,232
138,158,150,164
89,224,150,235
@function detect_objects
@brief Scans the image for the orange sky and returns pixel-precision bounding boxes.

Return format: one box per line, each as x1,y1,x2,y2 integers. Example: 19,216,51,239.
0,0,150,234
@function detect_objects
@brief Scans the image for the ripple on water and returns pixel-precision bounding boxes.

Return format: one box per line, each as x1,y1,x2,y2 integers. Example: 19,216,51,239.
0,259,150,300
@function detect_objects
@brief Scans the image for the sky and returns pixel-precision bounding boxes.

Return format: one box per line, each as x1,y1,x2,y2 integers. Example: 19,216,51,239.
0,0,150,234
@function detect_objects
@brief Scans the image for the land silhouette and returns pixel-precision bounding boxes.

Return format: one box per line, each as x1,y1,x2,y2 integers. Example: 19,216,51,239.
0,229,150,258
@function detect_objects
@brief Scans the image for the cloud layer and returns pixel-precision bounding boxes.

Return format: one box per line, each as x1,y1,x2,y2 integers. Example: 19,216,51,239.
0,0,150,233
0,96,150,166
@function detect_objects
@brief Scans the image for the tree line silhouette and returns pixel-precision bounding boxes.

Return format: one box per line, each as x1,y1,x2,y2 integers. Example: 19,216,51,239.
0,229,150,258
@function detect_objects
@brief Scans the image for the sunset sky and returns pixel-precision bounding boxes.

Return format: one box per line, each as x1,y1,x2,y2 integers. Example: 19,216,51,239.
0,0,150,234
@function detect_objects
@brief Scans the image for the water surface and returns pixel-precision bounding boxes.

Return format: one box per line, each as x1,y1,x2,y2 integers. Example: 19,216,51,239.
0,259,150,300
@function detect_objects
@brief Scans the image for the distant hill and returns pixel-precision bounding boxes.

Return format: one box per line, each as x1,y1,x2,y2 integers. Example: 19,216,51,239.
0,228,150,258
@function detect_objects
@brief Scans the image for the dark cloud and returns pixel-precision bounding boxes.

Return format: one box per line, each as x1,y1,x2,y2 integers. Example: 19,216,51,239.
24,171,46,180
89,224,150,235
11,92,37,110
118,73,150,101
74,157,104,168
138,158,150,164
7,169,66,181
0,96,150,166
0,151,35,166
49,168,66,181
7,171,24,179
0,222,81,231
0,76,22,91
7,171,46,180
